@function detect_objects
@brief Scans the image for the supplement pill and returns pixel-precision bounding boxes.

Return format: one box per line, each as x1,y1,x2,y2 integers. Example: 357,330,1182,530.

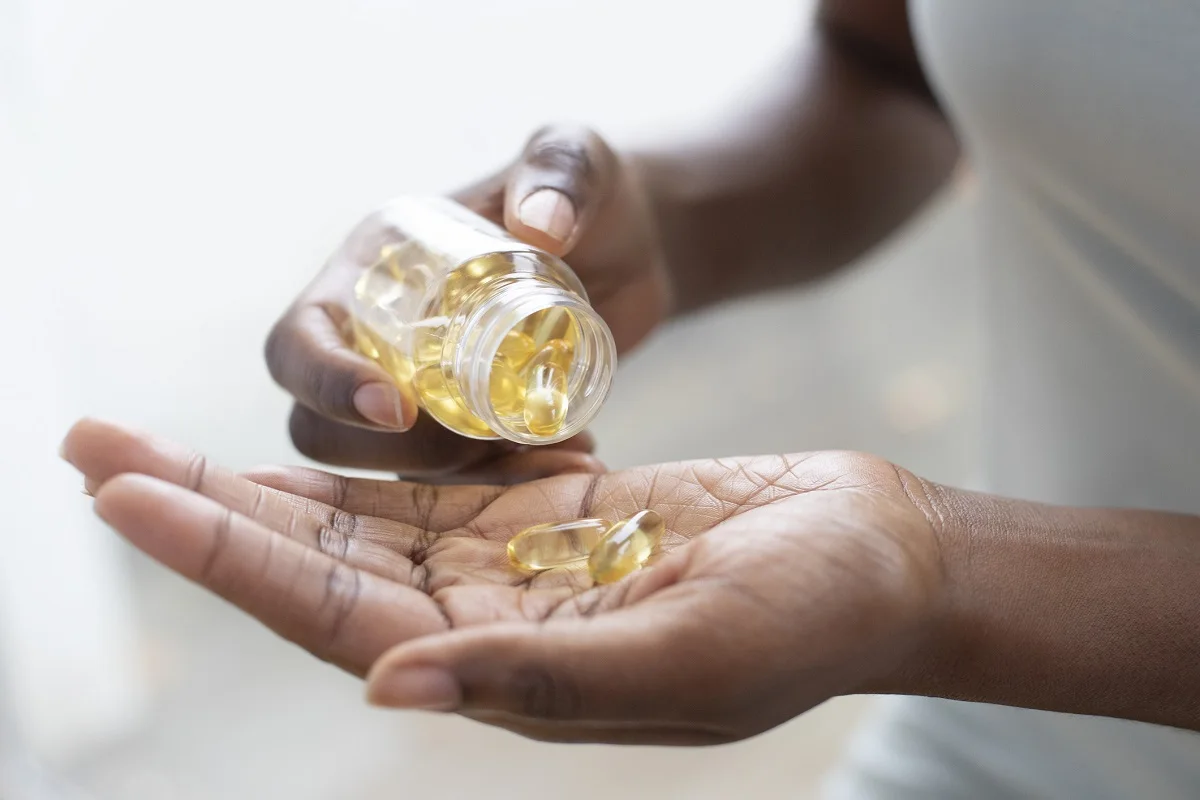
508,519,615,571
488,358,526,416
412,365,494,438
523,362,569,436
496,329,538,371
588,510,666,584
525,338,574,374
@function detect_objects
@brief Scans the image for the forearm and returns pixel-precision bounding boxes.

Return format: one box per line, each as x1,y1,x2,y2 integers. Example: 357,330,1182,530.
896,487,1200,731
634,12,960,314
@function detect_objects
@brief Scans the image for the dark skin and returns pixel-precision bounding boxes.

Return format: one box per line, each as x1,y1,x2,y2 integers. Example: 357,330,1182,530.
65,0,1200,744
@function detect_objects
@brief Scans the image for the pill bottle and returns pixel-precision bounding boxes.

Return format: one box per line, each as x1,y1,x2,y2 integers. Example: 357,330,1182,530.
349,196,616,444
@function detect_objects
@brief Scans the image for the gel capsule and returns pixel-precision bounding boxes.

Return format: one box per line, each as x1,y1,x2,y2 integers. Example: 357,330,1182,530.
522,306,574,345
440,254,512,314
488,358,526,416
412,364,494,438
588,510,665,584
410,317,448,368
523,362,568,436
508,518,614,571
525,338,574,374
497,328,538,371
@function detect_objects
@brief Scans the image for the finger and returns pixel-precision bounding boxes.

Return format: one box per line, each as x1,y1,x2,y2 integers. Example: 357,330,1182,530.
450,172,507,224
287,403,499,474
267,305,417,433
545,429,596,454
459,710,734,746
364,569,717,724
264,212,420,433
427,448,606,486
62,418,426,583
504,125,618,255
242,464,506,533
94,474,447,676
364,611,694,720
243,466,603,545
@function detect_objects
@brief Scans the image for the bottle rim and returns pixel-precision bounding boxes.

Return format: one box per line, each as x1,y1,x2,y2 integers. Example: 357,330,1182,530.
452,274,616,445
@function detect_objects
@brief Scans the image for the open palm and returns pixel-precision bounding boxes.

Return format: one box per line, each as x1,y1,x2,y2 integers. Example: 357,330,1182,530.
64,419,940,744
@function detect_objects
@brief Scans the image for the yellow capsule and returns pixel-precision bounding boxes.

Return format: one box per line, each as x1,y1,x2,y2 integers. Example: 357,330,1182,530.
410,317,447,368
412,364,495,438
588,510,665,584
522,307,574,345
463,252,512,280
563,313,580,351
496,328,538,371
440,255,513,315
489,358,526,416
351,317,381,360
524,338,574,375
507,518,614,572
523,362,568,436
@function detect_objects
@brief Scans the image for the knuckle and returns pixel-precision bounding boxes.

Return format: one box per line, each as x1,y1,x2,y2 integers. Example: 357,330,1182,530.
199,507,234,588
184,452,209,492
315,562,362,661
316,524,352,561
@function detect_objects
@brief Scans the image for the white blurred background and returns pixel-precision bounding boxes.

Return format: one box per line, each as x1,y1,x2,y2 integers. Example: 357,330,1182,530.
5,0,980,797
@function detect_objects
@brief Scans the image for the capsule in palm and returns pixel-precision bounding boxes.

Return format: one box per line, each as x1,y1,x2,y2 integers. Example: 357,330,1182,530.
588,510,666,584
508,518,614,571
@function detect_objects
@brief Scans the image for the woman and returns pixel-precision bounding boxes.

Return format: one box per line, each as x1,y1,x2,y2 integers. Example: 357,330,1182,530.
64,1,1199,796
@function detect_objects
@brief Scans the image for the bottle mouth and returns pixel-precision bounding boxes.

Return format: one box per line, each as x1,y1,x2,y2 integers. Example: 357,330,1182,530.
451,274,616,445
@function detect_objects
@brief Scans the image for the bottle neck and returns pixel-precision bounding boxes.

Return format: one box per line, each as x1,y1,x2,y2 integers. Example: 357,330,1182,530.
448,273,616,445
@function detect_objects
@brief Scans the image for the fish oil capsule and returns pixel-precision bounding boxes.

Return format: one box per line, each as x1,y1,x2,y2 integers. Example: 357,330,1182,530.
523,306,574,345
523,362,568,436
412,364,494,438
411,317,448,367
351,316,382,360
588,510,665,584
440,254,512,315
524,338,574,375
496,328,538,371
488,358,526,416
507,518,614,571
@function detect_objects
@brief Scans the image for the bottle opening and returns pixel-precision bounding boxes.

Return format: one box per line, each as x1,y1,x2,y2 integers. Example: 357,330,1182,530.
451,269,616,445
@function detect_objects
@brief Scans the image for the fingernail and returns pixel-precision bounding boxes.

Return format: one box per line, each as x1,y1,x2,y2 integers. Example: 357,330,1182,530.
518,189,576,243
367,666,460,711
353,382,406,430
83,477,100,497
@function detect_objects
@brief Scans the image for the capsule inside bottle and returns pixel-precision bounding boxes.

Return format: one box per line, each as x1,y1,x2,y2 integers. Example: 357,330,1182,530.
496,329,538,371
508,518,614,571
412,364,494,438
523,362,569,436
588,510,666,584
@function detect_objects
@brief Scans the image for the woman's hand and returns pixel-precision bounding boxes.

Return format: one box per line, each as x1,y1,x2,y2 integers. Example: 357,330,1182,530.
63,418,944,745
265,126,671,482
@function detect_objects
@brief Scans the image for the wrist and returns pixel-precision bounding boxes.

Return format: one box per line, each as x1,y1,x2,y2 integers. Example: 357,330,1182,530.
864,483,1200,731
850,473,967,700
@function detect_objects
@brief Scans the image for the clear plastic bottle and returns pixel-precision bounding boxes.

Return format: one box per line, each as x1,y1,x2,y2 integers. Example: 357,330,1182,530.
349,196,617,444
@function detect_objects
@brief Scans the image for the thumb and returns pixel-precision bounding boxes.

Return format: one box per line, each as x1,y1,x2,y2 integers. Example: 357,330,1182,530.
364,604,704,724
503,125,617,256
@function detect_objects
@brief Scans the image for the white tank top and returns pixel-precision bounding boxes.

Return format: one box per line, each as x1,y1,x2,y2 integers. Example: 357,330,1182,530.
827,3,1200,797
916,0,1200,514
